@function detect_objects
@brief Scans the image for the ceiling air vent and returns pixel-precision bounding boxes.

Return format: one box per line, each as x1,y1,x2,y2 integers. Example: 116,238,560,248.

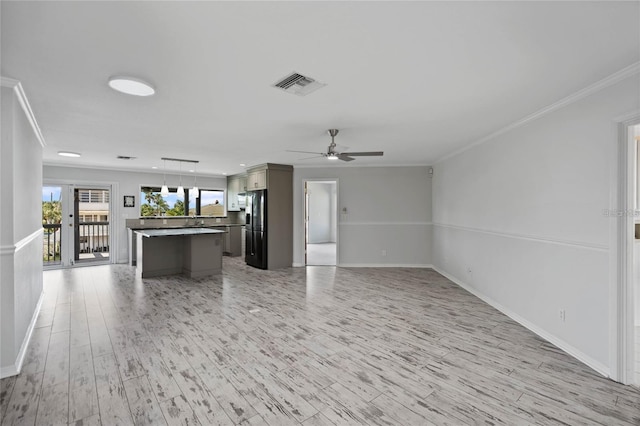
117,155,136,160
272,72,326,96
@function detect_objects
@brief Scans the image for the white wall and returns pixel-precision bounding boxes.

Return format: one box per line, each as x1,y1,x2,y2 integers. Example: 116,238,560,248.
432,75,640,376
1,81,44,377
307,182,335,244
294,166,432,267
43,166,227,263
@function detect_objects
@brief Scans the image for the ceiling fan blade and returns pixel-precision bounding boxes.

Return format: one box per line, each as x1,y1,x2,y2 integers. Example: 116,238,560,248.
341,151,384,157
338,154,355,162
298,155,324,161
286,150,323,155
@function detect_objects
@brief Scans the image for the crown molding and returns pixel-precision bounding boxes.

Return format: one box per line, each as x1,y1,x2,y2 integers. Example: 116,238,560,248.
436,61,640,164
1,76,46,148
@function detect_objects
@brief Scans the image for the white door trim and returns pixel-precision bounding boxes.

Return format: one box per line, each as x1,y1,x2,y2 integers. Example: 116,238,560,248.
43,179,119,267
302,178,339,266
612,112,640,384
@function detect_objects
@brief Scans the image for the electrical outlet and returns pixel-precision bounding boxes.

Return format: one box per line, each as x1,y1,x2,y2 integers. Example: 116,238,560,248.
216,218,221,223
163,219,167,224
140,219,144,225
381,249,387,256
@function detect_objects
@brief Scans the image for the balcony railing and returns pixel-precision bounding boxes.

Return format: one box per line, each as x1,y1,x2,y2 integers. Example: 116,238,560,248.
79,221,109,254
43,223,61,264
43,221,109,265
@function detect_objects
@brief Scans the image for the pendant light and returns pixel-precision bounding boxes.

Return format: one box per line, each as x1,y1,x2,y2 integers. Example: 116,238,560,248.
176,161,184,198
160,159,169,197
191,164,199,199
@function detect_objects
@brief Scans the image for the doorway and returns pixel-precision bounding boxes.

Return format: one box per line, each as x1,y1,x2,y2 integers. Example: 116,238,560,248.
42,184,112,268
305,180,337,266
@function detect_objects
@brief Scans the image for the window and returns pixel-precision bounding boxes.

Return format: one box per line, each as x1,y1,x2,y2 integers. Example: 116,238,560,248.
140,186,225,217
193,190,224,216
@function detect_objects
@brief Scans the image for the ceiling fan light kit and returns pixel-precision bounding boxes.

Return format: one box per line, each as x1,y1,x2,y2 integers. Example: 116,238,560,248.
287,129,384,162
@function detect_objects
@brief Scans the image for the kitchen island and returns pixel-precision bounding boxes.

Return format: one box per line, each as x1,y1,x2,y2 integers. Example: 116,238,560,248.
135,228,225,278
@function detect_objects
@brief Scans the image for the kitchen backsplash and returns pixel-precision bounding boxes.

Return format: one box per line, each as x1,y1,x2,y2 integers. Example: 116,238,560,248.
126,211,245,229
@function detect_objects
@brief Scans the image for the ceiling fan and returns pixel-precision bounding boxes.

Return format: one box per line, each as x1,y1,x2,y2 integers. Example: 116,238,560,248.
288,129,384,162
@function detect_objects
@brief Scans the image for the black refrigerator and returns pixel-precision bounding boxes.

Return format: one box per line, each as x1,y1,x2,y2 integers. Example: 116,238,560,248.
246,189,267,269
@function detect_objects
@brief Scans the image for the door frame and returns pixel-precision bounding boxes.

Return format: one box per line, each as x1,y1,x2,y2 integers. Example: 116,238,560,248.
303,178,339,266
613,113,640,384
43,179,119,267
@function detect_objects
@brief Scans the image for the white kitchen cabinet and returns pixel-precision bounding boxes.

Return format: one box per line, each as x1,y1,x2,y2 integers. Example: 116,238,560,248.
247,169,266,190
227,177,241,211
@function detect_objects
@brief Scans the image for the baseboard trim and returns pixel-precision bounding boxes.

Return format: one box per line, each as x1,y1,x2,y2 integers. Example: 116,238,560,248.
0,291,44,379
293,263,434,268
432,265,610,378
339,263,434,268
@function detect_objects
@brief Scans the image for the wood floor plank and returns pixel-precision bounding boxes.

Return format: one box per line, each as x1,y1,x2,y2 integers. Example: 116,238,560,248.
19,326,51,375
2,372,43,425
51,303,71,334
301,412,337,426
135,349,182,403
0,375,17,423
240,362,319,422
370,393,436,426
238,414,269,426
93,354,134,425
42,330,70,388
195,363,258,424
159,394,201,426
69,413,101,426
172,368,233,426
217,362,299,426
68,344,99,423
123,375,167,426
36,382,69,425
88,326,113,359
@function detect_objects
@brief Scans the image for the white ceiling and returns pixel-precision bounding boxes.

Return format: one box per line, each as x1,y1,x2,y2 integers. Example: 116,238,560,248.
2,1,638,177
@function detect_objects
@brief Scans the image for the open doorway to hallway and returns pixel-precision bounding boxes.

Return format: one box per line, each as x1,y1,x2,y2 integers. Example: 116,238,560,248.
305,180,337,266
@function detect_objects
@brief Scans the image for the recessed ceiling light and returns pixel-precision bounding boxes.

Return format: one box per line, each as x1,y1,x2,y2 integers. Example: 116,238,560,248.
151,166,158,169
222,172,227,175
58,151,81,158
108,76,155,96
189,169,194,173
239,163,246,167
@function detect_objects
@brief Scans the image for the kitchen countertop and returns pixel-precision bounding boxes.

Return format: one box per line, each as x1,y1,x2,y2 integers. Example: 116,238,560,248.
129,224,245,230
135,228,226,238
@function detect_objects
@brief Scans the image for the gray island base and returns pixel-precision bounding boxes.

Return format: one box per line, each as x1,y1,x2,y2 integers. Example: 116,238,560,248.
135,228,225,278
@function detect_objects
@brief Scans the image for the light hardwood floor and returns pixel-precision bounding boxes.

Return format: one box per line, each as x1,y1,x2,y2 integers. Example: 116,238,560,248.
1,258,639,425
306,243,337,266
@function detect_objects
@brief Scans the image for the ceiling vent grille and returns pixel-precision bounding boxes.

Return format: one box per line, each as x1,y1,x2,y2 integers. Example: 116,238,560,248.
272,72,326,96
117,155,136,160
